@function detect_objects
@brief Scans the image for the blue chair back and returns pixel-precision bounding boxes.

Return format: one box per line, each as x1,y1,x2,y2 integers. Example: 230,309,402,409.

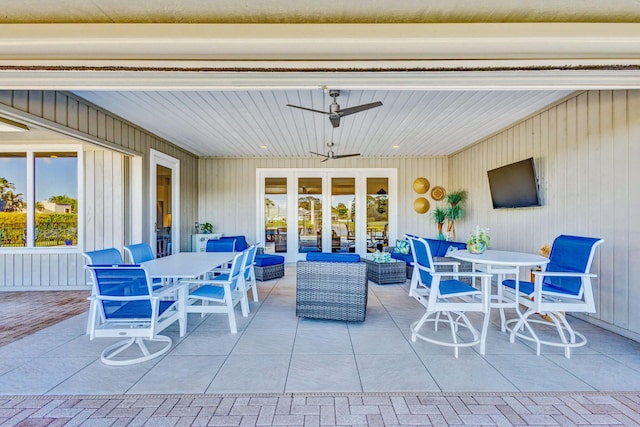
227,252,245,292
124,243,155,263
83,248,123,265
544,235,603,296
87,265,155,320
243,244,258,280
406,234,435,287
206,238,236,252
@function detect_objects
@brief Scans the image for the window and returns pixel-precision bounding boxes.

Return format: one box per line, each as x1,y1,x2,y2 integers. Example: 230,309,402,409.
0,147,81,250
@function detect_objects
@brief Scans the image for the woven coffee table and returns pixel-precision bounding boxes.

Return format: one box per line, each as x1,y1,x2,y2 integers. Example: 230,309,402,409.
363,256,407,285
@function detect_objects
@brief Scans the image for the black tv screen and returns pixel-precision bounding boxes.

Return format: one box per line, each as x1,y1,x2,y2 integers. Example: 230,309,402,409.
487,158,541,208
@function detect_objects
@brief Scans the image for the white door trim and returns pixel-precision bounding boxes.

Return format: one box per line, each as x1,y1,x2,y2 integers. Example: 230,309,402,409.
150,149,180,256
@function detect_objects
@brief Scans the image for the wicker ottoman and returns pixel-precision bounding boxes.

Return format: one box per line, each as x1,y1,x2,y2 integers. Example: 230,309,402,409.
254,253,285,281
363,257,406,285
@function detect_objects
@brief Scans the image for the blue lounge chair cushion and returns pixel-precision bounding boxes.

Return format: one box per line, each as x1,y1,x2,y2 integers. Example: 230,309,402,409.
306,252,360,263
206,239,236,252
219,236,248,252
390,252,414,264
255,254,285,267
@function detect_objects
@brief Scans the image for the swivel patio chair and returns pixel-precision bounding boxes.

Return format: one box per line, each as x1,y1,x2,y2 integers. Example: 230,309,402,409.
406,234,492,357
502,234,603,358
181,251,248,333
85,264,185,366
82,248,125,333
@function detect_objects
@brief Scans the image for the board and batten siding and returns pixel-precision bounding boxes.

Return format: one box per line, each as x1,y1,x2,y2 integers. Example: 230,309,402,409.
198,157,449,246
449,89,640,340
0,90,199,289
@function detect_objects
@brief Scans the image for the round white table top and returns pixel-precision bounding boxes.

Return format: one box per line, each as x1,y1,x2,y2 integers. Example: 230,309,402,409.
448,249,549,267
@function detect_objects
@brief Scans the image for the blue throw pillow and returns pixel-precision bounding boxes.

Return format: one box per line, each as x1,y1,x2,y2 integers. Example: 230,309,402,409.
394,239,410,254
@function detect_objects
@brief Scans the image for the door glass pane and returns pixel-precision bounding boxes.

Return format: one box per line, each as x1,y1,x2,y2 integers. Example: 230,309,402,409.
0,153,27,247
331,177,355,253
156,165,172,257
35,152,78,247
265,177,287,253
298,177,322,253
367,177,389,252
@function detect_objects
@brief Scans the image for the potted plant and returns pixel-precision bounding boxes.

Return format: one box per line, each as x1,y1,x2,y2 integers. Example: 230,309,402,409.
467,225,490,253
200,222,213,234
433,206,447,240
445,190,466,241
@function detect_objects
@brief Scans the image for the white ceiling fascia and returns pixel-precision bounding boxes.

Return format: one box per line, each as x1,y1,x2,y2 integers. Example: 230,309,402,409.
1,23,640,61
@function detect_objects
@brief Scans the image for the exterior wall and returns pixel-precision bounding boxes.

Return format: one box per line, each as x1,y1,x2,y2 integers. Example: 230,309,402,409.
198,156,449,245
0,90,199,289
449,90,640,340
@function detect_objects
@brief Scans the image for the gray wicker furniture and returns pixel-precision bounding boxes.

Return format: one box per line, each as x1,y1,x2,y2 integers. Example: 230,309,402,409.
254,248,285,281
296,256,368,322
363,256,406,285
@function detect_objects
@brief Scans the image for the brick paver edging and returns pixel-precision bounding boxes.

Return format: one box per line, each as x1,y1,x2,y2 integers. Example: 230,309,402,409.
1,391,639,426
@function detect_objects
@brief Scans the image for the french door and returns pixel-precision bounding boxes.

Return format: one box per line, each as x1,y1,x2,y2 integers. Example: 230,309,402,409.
257,168,396,262
150,150,180,257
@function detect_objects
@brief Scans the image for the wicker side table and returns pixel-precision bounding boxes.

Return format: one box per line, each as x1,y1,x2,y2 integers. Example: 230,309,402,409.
363,257,406,285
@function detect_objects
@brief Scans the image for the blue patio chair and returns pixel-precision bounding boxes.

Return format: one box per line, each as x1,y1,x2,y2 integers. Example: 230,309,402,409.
82,248,123,265
82,248,125,333
123,243,155,263
241,244,260,305
180,251,247,333
85,264,186,366
503,234,603,358
406,234,492,357
206,238,236,252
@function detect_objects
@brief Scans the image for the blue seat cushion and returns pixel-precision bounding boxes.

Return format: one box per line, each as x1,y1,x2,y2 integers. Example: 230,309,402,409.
108,300,176,319
219,236,248,252
306,252,360,263
439,279,479,296
255,254,285,267
425,238,466,257
190,285,225,300
390,252,413,264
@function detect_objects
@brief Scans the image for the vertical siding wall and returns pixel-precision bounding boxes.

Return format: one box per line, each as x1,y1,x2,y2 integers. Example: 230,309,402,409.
0,90,199,289
198,157,448,245
449,90,640,340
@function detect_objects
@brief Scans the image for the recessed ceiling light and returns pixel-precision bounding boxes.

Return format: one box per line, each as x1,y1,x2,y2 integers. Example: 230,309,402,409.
0,117,28,132
260,144,268,149
392,145,400,149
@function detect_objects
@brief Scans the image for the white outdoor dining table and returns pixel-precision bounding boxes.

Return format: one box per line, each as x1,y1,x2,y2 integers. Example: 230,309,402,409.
142,252,235,336
448,249,550,331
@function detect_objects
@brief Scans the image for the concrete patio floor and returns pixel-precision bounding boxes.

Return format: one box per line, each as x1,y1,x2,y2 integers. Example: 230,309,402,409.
1,264,640,425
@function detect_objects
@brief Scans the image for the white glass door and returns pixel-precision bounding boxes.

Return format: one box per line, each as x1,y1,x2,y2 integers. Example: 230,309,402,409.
150,150,180,257
257,168,396,262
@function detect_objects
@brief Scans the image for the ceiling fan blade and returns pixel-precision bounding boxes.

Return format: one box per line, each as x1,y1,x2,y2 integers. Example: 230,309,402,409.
320,157,330,163
309,151,329,158
332,153,361,159
287,104,330,115
329,114,341,128
338,101,383,117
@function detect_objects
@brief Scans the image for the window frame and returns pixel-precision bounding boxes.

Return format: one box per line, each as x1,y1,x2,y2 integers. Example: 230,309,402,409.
0,144,83,254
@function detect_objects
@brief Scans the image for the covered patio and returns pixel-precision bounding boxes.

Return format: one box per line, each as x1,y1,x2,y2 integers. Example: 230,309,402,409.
2,266,640,394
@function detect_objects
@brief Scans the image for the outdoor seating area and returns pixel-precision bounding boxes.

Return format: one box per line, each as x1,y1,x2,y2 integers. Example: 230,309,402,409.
2,263,640,398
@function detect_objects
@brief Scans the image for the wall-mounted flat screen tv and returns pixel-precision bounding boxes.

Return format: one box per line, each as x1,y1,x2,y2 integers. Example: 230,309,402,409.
487,157,541,209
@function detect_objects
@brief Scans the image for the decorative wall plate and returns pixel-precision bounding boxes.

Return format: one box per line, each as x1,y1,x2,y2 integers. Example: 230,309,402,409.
413,177,430,194
414,197,430,214
431,186,446,201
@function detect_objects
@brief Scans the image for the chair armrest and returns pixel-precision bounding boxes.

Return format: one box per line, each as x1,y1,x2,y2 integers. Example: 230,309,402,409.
153,281,189,297
532,271,597,278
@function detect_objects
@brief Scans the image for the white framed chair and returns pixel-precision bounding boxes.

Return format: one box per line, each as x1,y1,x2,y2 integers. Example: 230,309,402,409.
123,243,155,263
82,248,125,334
406,234,492,357
85,264,185,366
242,244,260,304
181,251,248,333
503,234,603,358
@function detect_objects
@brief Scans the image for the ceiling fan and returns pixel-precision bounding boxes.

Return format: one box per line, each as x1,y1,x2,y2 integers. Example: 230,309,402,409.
310,142,360,162
287,89,383,128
